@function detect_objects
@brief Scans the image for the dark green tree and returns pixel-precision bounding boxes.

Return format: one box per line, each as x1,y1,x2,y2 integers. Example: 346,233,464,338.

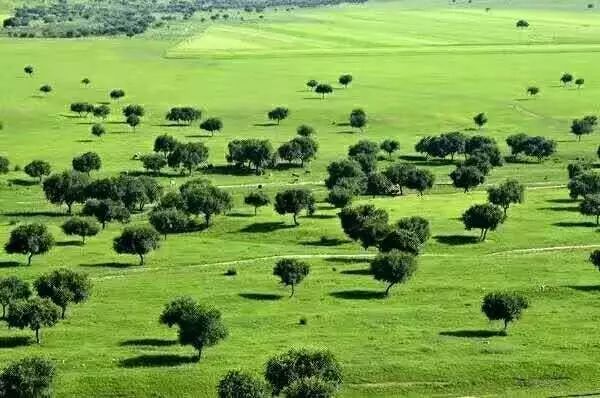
61,217,100,244
217,371,268,398
91,124,106,138
0,357,55,398
72,152,102,175
274,189,315,225
396,216,430,244
24,160,51,182
244,191,270,215
154,135,179,157
34,268,92,319
473,112,488,129
5,224,54,265
349,108,367,132
306,80,318,91
487,180,525,215
297,124,315,137
149,208,189,239
167,142,209,175
315,83,333,99
200,117,223,137
0,276,31,318
462,203,505,241
481,292,529,333
82,199,130,229
6,297,60,343
579,194,600,225
450,165,485,193
371,250,417,296
181,183,233,226
268,107,289,125
273,258,310,297
126,114,140,131
113,225,161,265
338,74,353,88
380,139,400,159
43,170,92,214
140,154,167,175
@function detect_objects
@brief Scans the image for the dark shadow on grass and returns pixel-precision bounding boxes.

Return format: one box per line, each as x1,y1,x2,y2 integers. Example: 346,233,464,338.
439,330,505,338
306,214,337,220
7,178,37,187
76,139,93,143
337,130,356,134
3,211,65,218
0,336,31,348
325,257,371,264
239,222,295,233
340,269,372,275
504,156,537,165
434,235,479,245
301,237,350,247
337,122,350,127
330,290,386,300
228,212,254,218
80,262,136,269
60,114,82,119
547,198,576,204
203,165,255,176
565,285,600,293
75,122,95,126
119,354,198,368
553,221,596,228
303,97,323,100
106,121,126,125
185,134,213,139
548,391,600,398
253,122,278,127
154,123,191,128
538,206,580,213
238,293,283,301
0,261,21,268
56,240,84,247
120,338,177,347
122,170,173,178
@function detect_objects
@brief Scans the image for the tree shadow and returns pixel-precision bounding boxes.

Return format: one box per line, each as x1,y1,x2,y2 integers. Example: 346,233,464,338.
273,163,303,171
330,290,386,300
439,330,506,338
565,285,600,293
547,198,576,204
504,156,537,165
253,123,277,127
3,211,65,217
325,257,371,264
119,338,177,347
301,237,350,247
7,178,37,187
434,235,479,245
336,122,350,127
56,240,84,247
0,336,31,348
538,206,580,213
302,97,323,100
203,165,255,176
106,121,126,125
238,293,283,301
553,221,596,228
228,212,254,218
0,261,22,268
239,222,295,233
154,123,190,128
184,134,213,139
119,354,198,368
340,269,372,275
337,130,356,134
80,262,136,269
399,155,427,162
76,139,94,143
75,122,95,126
305,214,336,220
60,114,82,119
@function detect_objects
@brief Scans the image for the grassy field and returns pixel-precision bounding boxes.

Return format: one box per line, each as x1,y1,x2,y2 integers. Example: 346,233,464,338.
1,0,600,397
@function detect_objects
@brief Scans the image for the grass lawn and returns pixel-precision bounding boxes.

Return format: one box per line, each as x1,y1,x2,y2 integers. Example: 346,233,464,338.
1,0,600,396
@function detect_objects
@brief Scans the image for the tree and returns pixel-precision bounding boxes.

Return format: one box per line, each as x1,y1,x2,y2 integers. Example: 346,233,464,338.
265,349,342,396
306,80,318,91
268,107,289,125
279,137,318,167
39,85,52,96
589,250,600,271
338,74,353,88
0,156,9,174
384,163,416,195
526,86,539,96
149,208,189,239
568,172,600,199
244,191,270,215
274,189,315,225
516,19,529,28
396,216,430,244
113,225,161,265
168,142,209,175
366,173,392,197
70,102,94,117
487,180,525,215
580,194,600,225
571,118,595,141
297,124,315,137
0,357,55,398
200,117,223,137
575,78,585,88
24,160,51,182
0,276,31,319
521,136,556,162
327,186,354,208
140,154,167,175
24,65,34,77
473,112,488,129
405,168,435,196
349,108,367,132
481,292,528,333
158,191,186,211
110,89,125,101
91,124,106,138
154,135,179,157
315,83,333,99
81,77,91,86
338,204,389,245
5,224,54,265
226,139,274,173
165,107,201,125
72,152,102,175
465,136,502,166
560,72,574,86
126,114,140,131
217,371,268,398
325,159,365,191
370,250,417,296
160,297,227,359
181,184,233,226
93,104,111,120
82,199,130,229
378,229,421,255
123,105,145,118
462,203,505,241
380,139,400,159
61,217,100,244
34,268,92,319
449,165,484,193
6,298,60,343
568,162,590,179
273,258,310,297
348,140,379,158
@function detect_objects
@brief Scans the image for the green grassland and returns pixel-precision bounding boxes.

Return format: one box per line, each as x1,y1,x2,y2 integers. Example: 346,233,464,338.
1,0,600,396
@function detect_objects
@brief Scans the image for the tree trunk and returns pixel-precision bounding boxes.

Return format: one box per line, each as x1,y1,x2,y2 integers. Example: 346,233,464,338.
254,207,257,216
503,206,508,216
482,229,488,241
293,213,299,226
35,328,40,344
2,305,5,319
139,254,144,266
290,283,295,298
205,214,211,227
82,235,86,244
61,306,66,319
196,346,204,361
102,222,106,230
385,282,395,296
596,214,599,226
27,253,33,266
503,320,509,332
67,203,73,215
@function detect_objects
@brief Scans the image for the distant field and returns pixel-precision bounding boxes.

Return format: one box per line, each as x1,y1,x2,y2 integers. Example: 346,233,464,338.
2,0,600,397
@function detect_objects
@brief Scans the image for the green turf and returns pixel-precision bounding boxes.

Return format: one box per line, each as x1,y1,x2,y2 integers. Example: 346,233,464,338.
1,0,600,397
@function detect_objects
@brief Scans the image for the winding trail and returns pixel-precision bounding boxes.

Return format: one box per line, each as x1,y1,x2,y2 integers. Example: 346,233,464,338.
487,244,600,256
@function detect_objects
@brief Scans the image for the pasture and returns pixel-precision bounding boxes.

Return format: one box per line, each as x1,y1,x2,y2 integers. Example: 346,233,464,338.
1,0,600,396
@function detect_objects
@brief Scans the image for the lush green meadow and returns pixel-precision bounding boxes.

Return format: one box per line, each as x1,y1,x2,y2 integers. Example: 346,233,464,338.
1,0,600,396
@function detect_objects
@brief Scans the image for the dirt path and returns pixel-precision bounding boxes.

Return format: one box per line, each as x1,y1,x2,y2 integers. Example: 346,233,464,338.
487,244,600,256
